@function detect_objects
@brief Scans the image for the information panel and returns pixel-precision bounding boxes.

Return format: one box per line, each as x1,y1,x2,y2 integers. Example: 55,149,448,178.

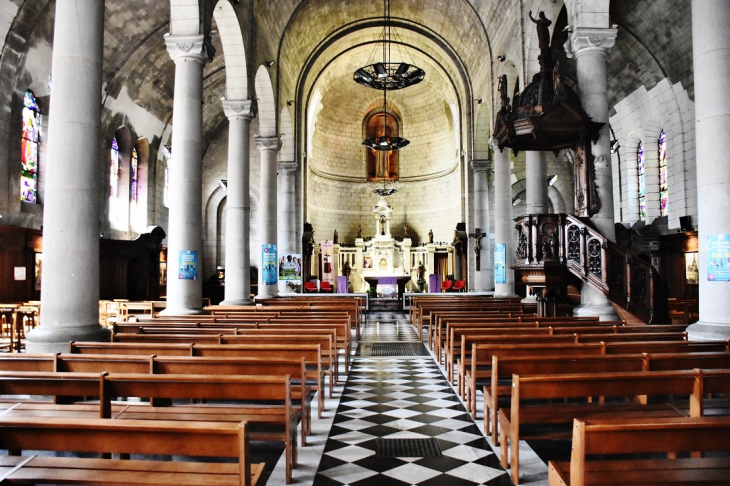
707,235,730,281
178,250,198,280
494,243,506,285
262,244,278,285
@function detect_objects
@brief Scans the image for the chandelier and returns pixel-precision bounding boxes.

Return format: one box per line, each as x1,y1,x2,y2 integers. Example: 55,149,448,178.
358,0,423,151
353,0,425,91
370,180,403,197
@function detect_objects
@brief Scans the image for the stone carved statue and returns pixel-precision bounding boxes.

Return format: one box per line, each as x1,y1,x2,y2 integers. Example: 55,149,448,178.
428,229,433,244
356,225,362,239
403,223,409,238
333,229,338,244
342,260,351,278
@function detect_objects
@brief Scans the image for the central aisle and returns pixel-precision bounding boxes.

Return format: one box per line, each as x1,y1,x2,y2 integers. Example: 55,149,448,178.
311,308,513,486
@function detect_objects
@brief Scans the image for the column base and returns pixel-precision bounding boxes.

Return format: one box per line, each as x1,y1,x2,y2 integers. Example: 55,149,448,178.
572,303,619,321
687,321,730,341
159,307,207,316
26,324,112,354
256,285,279,300
219,298,254,306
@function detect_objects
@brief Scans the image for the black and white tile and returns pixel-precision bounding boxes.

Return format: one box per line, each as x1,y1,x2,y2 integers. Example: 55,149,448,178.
312,357,513,486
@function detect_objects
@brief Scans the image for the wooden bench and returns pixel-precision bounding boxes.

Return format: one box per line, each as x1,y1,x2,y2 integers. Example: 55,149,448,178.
499,370,698,484
548,416,730,486
479,354,646,439
0,416,263,486
0,371,296,483
70,341,328,418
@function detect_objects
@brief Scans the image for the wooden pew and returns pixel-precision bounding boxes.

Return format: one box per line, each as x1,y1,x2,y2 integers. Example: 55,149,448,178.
0,371,296,483
69,342,327,418
499,370,698,484
0,416,264,486
548,416,730,486
605,340,730,354
479,354,646,439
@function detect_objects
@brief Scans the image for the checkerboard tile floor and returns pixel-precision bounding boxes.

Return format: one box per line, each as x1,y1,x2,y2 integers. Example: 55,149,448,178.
312,357,513,486
359,312,418,342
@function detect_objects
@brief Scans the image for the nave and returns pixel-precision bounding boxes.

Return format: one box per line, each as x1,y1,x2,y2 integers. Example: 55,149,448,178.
267,308,533,486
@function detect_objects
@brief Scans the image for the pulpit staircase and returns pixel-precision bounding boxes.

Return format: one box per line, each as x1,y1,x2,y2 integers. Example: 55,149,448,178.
513,213,668,323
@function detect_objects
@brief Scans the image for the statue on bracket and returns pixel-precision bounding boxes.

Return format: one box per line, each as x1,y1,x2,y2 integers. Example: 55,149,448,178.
357,225,362,239
333,229,338,244
403,223,409,238
428,229,434,244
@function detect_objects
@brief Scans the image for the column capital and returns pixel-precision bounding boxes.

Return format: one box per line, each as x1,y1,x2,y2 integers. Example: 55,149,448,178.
164,34,214,64
565,27,617,59
489,137,503,153
278,161,298,172
470,159,491,172
255,136,282,152
221,99,256,120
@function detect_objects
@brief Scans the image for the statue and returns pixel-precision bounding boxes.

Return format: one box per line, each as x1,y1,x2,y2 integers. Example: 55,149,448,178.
380,215,386,236
342,260,351,278
498,74,510,112
553,61,563,98
529,10,553,70
403,223,409,238
428,229,433,244
333,229,338,244
306,231,315,257
356,225,362,239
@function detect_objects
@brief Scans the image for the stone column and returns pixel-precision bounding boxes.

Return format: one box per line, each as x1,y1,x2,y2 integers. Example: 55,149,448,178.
525,151,549,214
566,27,620,320
256,136,282,299
688,0,730,340
471,160,492,291
220,99,256,305
27,0,110,352
492,139,519,298
160,35,211,315
278,161,298,294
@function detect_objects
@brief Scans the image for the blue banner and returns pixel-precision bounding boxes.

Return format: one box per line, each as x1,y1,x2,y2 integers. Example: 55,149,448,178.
494,243,506,284
262,244,278,285
178,250,198,280
707,235,730,281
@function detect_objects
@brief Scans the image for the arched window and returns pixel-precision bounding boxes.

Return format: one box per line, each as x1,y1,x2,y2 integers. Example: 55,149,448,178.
658,130,668,217
365,112,400,182
21,90,40,203
109,137,120,221
637,141,646,221
130,147,138,202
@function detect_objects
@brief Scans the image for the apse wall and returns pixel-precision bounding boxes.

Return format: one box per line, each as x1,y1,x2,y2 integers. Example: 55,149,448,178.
306,73,463,245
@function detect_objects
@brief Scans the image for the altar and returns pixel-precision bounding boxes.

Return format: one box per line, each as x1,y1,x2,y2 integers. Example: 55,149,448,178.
363,275,412,302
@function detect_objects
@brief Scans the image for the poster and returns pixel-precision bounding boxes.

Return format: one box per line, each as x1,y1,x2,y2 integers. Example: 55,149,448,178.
262,244,278,285
34,253,42,290
178,250,198,280
494,243,506,285
685,252,699,284
707,235,730,281
279,253,302,282
321,240,335,286
14,267,26,281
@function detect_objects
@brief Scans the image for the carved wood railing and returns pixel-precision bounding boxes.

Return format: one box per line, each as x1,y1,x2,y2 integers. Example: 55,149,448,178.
563,215,666,323
513,214,666,323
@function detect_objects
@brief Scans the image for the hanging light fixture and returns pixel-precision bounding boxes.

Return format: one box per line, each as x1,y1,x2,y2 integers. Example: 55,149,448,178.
353,0,425,90
362,86,410,151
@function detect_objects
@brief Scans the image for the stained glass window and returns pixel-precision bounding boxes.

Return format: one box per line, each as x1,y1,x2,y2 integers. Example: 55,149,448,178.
21,90,40,203
110,138,119,197
658,130,668,217
637,142,646,221
131,147,138,202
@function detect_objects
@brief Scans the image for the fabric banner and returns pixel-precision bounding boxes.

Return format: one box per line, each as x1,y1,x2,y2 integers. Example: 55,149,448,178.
178,250,198,280
262,244,278,285
378,277,397,285
321,240,335,286
494,243,506,284
707,234,730,281
429,273,441,293
337,276,349,294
